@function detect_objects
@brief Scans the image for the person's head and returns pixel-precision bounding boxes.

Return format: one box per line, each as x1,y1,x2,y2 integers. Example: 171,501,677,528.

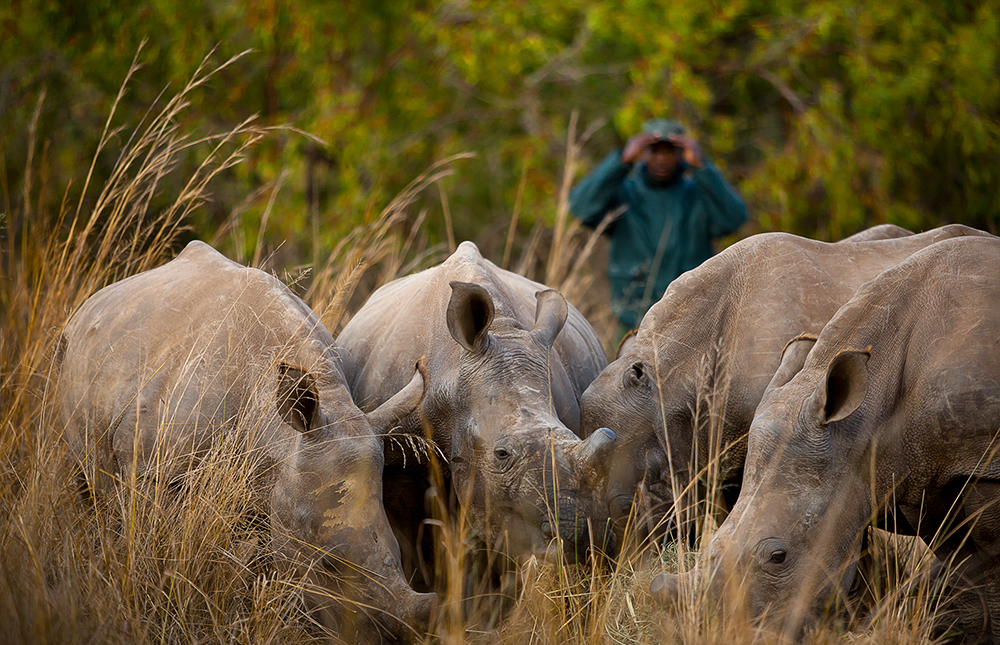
641,119,686,183
645,141,683,183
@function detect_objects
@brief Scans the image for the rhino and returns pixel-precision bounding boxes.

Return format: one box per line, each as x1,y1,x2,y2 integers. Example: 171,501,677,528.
336,241,616,578
652,234,1000,642
580,224,993,544
55,241,435,644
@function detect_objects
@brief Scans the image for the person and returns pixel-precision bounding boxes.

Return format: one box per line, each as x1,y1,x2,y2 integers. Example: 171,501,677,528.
569,119,747,335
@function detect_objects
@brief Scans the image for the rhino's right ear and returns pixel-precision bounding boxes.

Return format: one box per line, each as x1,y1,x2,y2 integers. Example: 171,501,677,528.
808,348,870,425
767,334,817,392
277,363,320,435
615,330,637,360
447,281,495,354
366,359,428,435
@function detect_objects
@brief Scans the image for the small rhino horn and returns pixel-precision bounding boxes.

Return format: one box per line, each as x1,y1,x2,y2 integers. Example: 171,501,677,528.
650,573,681,605
579,427,616,468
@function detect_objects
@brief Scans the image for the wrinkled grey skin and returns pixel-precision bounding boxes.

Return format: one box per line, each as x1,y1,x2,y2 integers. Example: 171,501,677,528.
55,241,435,644
580,224,994,543
653,235,1000,642
337,242,615,576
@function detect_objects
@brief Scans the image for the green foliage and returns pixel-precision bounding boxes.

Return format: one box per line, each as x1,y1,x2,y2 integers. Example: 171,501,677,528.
2,0,998,266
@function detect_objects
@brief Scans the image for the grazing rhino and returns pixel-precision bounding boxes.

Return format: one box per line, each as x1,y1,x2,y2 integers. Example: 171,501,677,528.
336,241,615,577
55,241,435,644
652,234,1000,642
580,224,993,543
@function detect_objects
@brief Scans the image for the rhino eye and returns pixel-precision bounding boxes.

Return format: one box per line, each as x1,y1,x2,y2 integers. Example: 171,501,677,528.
493,439,519,468
769,550,786,564
491,437,520,470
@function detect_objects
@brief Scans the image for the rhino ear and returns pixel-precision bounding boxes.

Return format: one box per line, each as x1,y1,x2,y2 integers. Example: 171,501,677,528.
277,363,320,435
531,289,568,349
767,334,817,392
447,281,495,354
615,330,637,360
623,361,652,391
809,348,870,425
367,359,428,434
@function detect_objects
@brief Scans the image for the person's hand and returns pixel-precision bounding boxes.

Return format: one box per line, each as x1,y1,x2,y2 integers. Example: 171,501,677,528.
668,134,703,168
621,132,660,164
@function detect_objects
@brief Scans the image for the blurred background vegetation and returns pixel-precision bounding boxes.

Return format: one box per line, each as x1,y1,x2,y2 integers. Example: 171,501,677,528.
3,0,999,271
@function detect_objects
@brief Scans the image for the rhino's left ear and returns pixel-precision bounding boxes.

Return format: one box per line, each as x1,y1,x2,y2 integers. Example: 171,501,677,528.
766,334,818,393
809,348,870,425
277,363,320,435
447,281,495,354
367,359,428,435
531,289,568,349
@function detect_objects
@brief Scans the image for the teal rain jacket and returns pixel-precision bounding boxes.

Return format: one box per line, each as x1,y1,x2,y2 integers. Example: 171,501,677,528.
569,150,747,329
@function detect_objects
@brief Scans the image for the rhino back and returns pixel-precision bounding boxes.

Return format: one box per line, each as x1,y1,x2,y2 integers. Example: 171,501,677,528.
641,227,995,418
790,235,1000,498
835,223,913,242
58,241,344,476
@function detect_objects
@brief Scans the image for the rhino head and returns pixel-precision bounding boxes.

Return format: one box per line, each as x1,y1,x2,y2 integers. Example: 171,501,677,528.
269,362,437,644
579,336,702,545
440,281,616,562
651,342,873,637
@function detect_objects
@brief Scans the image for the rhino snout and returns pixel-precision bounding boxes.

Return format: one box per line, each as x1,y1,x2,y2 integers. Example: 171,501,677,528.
410,590,437,634
540,513,617,561
348,586,437,644
608,493,633,523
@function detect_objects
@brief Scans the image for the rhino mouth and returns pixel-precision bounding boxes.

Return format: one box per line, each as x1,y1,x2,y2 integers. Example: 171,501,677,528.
536,516,618,562
306,570,436,645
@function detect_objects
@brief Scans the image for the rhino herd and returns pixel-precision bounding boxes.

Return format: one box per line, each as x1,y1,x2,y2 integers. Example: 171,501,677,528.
54,227,1000,643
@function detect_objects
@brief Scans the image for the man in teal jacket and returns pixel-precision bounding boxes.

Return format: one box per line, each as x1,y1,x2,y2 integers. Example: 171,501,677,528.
569,119,747,333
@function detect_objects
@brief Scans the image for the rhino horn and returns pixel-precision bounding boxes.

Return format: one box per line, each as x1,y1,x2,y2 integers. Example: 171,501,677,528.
651,567,701,607
650,572,682,605
578,427,616,471
447,281,495,353
531,289,568,349
366,359,428,434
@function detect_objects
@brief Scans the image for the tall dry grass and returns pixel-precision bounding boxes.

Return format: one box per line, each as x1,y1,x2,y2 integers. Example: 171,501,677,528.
0,51,961,645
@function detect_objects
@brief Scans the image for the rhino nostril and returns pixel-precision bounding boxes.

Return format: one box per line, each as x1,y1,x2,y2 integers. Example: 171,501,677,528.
608,494,632,520
541,520,553,538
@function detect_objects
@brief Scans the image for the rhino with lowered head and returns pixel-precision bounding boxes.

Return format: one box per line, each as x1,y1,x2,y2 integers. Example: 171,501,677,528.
55,241,434,644
653,234,1000,642
581,224,993,544
337,241,616,577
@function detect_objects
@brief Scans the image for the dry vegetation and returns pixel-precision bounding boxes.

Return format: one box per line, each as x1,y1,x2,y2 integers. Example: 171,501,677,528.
0,57,959,645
